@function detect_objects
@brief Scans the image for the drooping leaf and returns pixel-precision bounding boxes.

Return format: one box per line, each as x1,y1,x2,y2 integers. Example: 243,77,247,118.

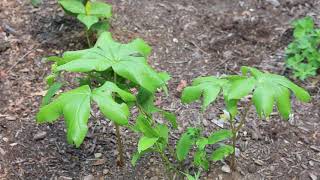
181,76,228,110
242,66,311,119
138,136,158,153
252,83,274,118
56,32,165,92
41,82,63,107
86,1,112,18
211,145,234,161
275,86,291,119
176,128,200,161
58,0,85,14
226,77,256,100
207,129,233,144
37,85,91,147
91,81,135,125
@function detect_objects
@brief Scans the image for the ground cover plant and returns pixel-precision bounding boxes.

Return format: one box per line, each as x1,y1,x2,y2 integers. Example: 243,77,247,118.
182,66,311,170
32,0,112,46
286,16,320,80
36,31,170,166
22,1,315,179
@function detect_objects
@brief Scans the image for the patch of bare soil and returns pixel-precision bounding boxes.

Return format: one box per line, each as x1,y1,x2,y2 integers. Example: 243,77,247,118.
1,0,320,179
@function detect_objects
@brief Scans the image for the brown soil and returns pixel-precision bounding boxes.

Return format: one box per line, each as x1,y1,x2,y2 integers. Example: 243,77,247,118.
1,0,320,179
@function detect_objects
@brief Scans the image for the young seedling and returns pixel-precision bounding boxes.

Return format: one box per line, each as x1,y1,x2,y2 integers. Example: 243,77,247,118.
37,32,168,166
132,93,233,179
286,16,320,80
182,66,311,170
176,128,233,172
58,0,112,46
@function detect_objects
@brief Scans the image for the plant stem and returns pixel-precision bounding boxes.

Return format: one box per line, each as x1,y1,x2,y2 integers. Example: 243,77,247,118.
112,72,125,167
115,123,125,167
229,101,252,171
156,144,175,180
86,31,92,47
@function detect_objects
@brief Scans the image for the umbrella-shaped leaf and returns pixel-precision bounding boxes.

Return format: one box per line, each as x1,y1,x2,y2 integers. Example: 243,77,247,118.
92,81,135,125
242,66,311,119
56,32,165,92
36,85,91,147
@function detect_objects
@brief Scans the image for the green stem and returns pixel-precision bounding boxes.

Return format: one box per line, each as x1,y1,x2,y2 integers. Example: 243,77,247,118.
156,143,175,180
229,102,252,171
86,31,92,47
113,72,125,167
115,123,125,167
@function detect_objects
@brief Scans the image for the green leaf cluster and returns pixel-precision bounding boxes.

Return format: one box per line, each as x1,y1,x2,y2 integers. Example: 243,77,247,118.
182,66,310,119
176,128,233,170
38,31,169,148
286,16,320,80
58,0,112,32
37,82,135,147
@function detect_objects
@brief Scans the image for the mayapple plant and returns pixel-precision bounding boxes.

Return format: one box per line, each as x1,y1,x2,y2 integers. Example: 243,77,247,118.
182,66,311,170
37,32,170,166
286,16,320,80
176,128,233,171
59,0,112,46
131,88,233,179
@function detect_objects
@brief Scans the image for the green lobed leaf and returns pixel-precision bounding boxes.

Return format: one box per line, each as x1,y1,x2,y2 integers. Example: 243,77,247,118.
86,1,112,18
181,76,227,111
56,32,164,93
91,81,135,125
211,145,234,161
37,85,91,147
207,129,233,145
274,86,291,119
77,14,99,30
58,0,85,14
241,66,311,119
252,83,274,118
227,77,256,100
138,136,158,153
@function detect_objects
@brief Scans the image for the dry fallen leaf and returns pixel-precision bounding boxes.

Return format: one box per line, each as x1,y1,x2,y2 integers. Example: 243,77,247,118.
176,80,187,92
92,158,107,166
